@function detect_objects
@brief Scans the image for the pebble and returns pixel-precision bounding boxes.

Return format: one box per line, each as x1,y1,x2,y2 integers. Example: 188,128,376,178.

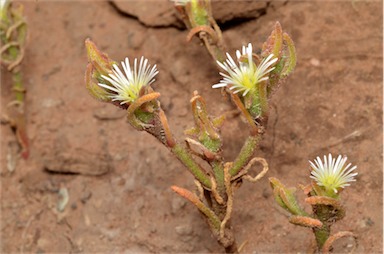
41,98,63,108
81,191,92,204
357,217,374,228
171,197,186,214
175,224,193,236
310,58,321,67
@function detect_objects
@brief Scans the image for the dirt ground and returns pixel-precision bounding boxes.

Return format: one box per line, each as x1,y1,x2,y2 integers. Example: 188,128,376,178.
1,1,382,253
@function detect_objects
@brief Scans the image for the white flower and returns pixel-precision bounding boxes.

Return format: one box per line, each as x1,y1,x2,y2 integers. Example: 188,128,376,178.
98,56,158,105
309,154,358,193
0,0,9,12
212,43,278,96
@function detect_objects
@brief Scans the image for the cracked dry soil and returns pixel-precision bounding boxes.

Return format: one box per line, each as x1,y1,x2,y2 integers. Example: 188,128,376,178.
1,1,382,253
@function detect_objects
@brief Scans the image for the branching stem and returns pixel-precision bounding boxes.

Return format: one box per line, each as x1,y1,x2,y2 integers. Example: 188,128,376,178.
229,135,261,177
171,144,212,189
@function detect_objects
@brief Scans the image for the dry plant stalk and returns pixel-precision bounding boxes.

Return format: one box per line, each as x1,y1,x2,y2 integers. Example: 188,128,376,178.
0,0,29,160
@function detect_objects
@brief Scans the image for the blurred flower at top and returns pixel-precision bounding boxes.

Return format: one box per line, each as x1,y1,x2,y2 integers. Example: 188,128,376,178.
212,43,277,97
0,0,7,10
309,154,358,194
0,0,9,21
98,57,158,105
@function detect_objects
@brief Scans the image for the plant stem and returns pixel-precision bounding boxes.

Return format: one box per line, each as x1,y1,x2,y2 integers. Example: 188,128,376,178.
229,135,261,176
258,82,269,122
201,35,225,63
313,224,331,250
7,40,25,103
312,204,332,250
12,70,24,102
225,240,239,254
171,143,212,189
209,160,228,219
171,186,221,230
212,161,225,193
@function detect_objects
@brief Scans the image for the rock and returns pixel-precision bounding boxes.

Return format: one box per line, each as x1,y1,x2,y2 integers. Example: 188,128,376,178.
41,98,63,108
212,1,268,24
171,196,186,214
357,217,374,229
310,58,321,67
81,191,92,204
43,148,112,175
111,0,182,28
175,224,193,236
111,0,268,28
42,135,112,176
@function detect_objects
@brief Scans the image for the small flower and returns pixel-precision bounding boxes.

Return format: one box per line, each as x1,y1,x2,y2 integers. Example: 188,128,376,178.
98,56,158,105
309,154,358,193
0,0,8,10
212,43,278,96
0,0,9,20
